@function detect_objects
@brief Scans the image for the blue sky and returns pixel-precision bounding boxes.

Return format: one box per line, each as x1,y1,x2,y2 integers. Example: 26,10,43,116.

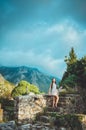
0,0,86,78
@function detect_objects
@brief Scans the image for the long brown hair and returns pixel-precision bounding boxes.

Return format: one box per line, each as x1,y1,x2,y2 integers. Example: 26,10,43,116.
51,78,56,89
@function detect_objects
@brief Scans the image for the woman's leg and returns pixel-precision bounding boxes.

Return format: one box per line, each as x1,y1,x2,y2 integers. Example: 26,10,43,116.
52,96,55,107
55,95,59,107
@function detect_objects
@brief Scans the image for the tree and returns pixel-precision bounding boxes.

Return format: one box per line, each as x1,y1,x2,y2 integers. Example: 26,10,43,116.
65,47,77,66
61,49,86,109
61,48,78,88
61,48,86,89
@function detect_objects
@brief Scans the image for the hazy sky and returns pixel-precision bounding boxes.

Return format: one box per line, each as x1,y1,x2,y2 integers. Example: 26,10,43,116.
0,0,86,78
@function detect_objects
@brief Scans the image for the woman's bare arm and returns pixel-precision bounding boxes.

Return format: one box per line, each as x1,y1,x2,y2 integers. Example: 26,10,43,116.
48,84,51,95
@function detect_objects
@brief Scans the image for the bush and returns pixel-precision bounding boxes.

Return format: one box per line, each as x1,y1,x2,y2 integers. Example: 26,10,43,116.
11,80,40,97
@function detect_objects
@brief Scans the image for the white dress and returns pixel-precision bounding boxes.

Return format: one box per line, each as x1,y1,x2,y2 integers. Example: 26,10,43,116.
50,83,59,96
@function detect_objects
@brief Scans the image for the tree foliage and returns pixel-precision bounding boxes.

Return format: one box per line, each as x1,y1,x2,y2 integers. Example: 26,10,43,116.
65,47,77,66
61,48,86,90
11,80,40,97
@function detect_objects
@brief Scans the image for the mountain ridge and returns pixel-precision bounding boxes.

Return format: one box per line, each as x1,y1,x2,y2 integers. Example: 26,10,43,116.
0,66,60,92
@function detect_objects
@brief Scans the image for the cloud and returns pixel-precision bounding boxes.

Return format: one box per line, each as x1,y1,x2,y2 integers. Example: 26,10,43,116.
0,49,65,78
0,19,86,78
45,20,86,48
1,20,86,49
1,0,86,36
0,0,86,79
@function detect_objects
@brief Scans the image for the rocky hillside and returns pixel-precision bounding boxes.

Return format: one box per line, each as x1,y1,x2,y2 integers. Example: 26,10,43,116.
0,66,60,92
0,74,15,98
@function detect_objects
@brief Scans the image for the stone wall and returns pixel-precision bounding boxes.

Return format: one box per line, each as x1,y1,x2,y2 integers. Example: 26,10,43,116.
58,94,85,114
0,94,85,130
14,94,47,124
0,103,3,122
14,93,85,125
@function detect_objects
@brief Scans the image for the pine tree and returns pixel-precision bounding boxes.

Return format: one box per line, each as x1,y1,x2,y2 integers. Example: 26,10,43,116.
65,47,77,66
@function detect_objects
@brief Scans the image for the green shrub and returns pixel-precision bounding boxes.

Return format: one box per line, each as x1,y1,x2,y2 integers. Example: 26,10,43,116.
11,80,40,97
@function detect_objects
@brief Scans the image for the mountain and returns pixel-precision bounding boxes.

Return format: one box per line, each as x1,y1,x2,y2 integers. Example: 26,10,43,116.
0,66,60,92
0,74,15,98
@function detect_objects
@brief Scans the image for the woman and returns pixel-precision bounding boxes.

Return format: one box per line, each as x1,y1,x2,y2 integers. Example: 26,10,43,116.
48,78,59,108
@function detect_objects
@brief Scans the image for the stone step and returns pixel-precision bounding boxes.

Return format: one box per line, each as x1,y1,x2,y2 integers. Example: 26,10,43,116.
59,97,71,102
47,101,70,108
38,115,50,123
46,109,67,115
59,100,67,103
60,94,80,97
45,107,61,112
44,95,73,105
45,112,60,116
59,94,80,101
44,106,72,114
35,114,57,125
58,102,68,106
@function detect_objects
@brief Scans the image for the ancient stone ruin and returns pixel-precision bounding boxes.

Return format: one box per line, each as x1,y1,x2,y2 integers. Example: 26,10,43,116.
0,93,86,130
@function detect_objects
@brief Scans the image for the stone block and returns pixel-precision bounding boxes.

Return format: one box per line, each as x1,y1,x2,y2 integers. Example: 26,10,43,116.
0,109,3,122
0,103,1,109
0,121,17,130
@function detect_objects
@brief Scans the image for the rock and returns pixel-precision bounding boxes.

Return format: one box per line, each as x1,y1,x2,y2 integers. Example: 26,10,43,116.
29,92,35,96
39,116,50,123
59,127,67,130
18,124,32,130
0,121,17,130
